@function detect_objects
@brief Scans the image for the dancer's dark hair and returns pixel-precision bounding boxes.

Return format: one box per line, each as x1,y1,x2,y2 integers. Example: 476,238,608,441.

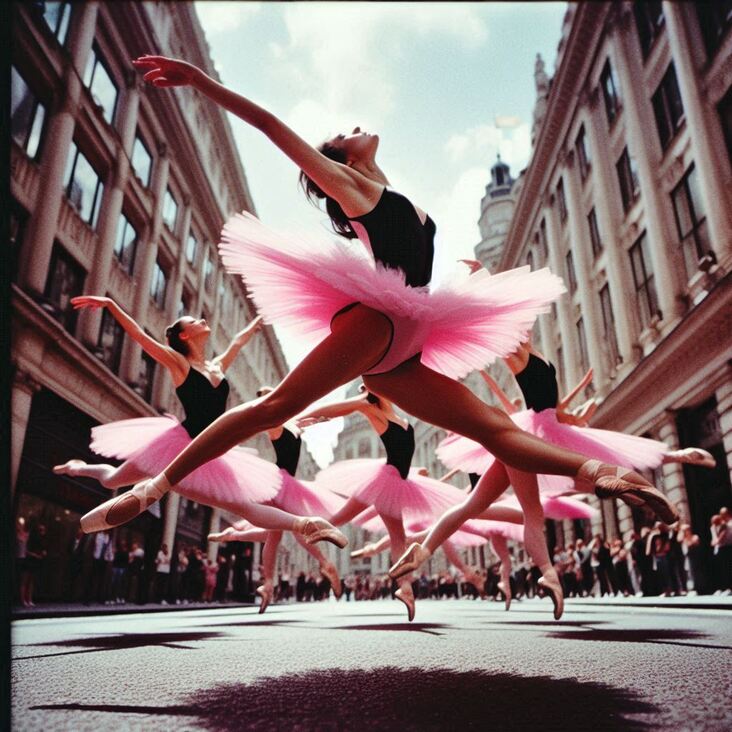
359,383,381,407
165,319,189,356
298,142,357,240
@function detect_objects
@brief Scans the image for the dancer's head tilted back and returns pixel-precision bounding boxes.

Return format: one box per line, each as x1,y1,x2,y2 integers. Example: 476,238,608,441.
299,127,380,239
165,316,211,356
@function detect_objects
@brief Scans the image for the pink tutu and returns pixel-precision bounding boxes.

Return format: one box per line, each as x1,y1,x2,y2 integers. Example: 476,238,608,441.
458,519,524,544
269,469,345,517
90,415,280,504
219,213,566,379
315,459,466,521
492,493,598,521
437,408,669,495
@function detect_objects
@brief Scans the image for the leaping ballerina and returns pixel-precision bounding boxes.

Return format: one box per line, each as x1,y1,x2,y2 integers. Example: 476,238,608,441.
60,296,345,547
80,54,676,559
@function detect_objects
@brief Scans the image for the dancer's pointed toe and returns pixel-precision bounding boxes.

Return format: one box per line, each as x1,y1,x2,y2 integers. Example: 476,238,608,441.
672,448,716,469
579,459,679,524
464,569,487,600
53,459,85,476
538,575,564,620
299,517,348,548
389,542,431,580
498,574,512,611
321,562,343,599
256,583,273,614
395,582,415,622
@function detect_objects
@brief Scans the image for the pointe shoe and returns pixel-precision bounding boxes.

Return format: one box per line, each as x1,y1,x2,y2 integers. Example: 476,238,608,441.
297,517,348,548
498,571,512,611
350,543,377,559
53,459,85,476
538,575,564,620
388,542,431,580
79,475,170,533
463,569,487,600
256,584,273,614
395,582,416,622
320,562,343,599
578,459,679,525
670,448,716,469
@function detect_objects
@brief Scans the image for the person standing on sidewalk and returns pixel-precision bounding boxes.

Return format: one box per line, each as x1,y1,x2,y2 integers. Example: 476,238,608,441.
154,543,171,604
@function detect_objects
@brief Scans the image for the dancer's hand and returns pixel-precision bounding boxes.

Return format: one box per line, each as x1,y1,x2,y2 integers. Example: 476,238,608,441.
246,315,264,334
71,295,112,311
295,416,329,428
133,55,202,87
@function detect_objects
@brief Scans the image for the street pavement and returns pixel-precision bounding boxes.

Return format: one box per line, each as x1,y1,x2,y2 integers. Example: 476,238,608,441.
12,597,732,731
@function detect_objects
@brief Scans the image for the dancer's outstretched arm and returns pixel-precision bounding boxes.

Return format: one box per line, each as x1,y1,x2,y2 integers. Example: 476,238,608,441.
558,367,593,411
71,296,187,380
479,370,517,414
132,56,377,215
215,316,263,372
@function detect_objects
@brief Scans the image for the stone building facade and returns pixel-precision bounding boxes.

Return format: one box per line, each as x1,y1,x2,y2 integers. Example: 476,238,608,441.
9,1,316,600
493,1,732,569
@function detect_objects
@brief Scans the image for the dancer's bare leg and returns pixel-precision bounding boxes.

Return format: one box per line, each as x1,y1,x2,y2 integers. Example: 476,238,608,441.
328,497,371,527
293,534,343,599
382,513,415,621
81,306,392,529
473,505,525,524
209,527,269,543
509,468,563,619
257,531,282,614
53,460,148,489
490,534,513,610
442,540,486,598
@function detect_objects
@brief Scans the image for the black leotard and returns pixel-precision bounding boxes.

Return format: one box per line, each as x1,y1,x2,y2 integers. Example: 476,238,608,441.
350,188,435,287
514,353,559,413
468,472,481,491
176,367,230,438
271,427,302,477
379,420,415,480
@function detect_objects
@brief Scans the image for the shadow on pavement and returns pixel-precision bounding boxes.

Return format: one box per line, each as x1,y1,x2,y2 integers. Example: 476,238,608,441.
547,628,732,651
15,631,222,661
326,622,447,636
33,666,657,730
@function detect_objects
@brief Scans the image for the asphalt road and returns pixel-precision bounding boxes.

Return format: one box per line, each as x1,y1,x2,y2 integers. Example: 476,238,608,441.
11,597,732,731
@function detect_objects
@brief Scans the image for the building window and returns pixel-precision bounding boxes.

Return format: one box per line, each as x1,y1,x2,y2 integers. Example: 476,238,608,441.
575,125,591,180
600,59,621,125
138,351,156,402
526,250,534,270
113,213,138,275
671,164,711,278
131,135,152,187
84,47,118,126
599,284,620,365
150,261,168,309
10,200,29,281
97,309,124,373
538,219,548,262
162,188,178,231
556,178,567,222
616,147,640,213
178,291,191,318
565,251,577,294
204,253,215,291
64,141,104,228
11,67,46,160
41,1,71,45
634,1,664,58
695,2,732,58
576,318,590,374
44,244,86,332
555,346,564,393
588,208,602,258
358,438,371,457
717,86,732,169
629,233,660,329
652,65,685,151
186,231,198,264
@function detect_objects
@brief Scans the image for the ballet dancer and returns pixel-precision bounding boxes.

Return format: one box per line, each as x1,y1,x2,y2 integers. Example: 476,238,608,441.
300,388,468,621
209,387,345,612
389,339,683,596
61,296,344,546
81,53,671,551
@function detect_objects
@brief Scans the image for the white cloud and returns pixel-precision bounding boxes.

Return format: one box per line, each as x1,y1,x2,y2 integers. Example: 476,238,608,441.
444,122,532,172
195,2,262,36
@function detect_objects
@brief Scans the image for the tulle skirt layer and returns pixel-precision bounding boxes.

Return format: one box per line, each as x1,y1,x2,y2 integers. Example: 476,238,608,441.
270,469,345,517
90,416,280,504
437,408,669,495
220,213,566,379
315,459,466,521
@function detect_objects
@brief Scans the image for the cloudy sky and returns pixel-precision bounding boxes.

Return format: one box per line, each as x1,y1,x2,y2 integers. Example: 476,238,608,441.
193,1,567,465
